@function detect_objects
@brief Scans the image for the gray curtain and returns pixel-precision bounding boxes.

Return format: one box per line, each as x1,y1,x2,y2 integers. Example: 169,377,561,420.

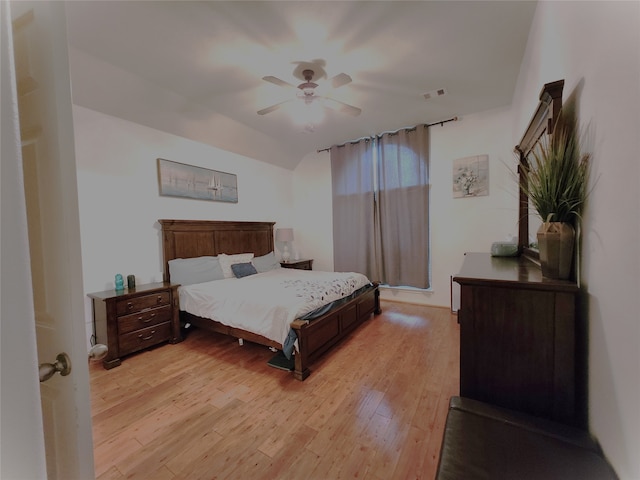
376,126,430,288
330,139,379,280
331,126,430,289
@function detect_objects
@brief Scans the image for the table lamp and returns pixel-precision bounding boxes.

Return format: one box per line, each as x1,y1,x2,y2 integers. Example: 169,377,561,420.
276,228,294,262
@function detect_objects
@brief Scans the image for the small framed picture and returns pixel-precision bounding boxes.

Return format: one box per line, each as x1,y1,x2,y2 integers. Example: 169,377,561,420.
453,154,489,198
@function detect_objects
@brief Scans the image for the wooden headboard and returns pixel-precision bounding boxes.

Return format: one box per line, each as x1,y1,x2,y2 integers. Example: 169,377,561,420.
159,219,275,282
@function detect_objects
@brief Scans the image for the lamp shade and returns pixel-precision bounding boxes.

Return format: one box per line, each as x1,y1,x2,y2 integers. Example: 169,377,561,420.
275,228,294,243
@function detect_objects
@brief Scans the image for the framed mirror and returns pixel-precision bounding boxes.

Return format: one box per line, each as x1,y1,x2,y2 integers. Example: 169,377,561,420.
514,80,564,260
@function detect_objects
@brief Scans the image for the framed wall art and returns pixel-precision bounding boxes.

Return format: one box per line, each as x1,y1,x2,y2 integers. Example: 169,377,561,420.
157,158,238,203
453,154,489,198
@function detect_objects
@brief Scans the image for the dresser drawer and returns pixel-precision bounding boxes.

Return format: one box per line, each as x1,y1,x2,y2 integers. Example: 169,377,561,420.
119,322,171,355
116,291,170,315
118,305,172,334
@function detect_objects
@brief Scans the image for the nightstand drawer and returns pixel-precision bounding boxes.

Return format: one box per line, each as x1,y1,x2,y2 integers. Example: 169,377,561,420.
116,291,170,315
118,305,172,334
119,322,171,354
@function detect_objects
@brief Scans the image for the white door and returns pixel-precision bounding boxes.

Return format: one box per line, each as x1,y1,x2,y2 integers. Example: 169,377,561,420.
2,1,94,478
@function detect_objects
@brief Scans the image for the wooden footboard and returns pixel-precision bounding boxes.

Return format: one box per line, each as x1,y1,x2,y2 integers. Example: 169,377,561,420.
291,283,380,380
181,283,380,381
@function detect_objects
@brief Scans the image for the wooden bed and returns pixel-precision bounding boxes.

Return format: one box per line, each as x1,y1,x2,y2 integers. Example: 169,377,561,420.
159,219,381,380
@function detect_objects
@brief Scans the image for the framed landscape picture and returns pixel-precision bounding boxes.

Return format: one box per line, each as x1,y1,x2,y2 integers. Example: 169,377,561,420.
157,158,238,203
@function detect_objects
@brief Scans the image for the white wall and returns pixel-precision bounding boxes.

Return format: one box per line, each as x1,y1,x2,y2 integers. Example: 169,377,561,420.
73,106,294,346
293,107,518,308
292,150,335,271
510,2,640,478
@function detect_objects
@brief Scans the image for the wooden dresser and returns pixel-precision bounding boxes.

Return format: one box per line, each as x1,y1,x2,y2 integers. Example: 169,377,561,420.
453,252,582,426
88,282,181,369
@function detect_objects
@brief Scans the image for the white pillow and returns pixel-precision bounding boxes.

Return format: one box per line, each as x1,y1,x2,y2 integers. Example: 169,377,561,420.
218,253,254,278
168,256,224,285
252,251,281,273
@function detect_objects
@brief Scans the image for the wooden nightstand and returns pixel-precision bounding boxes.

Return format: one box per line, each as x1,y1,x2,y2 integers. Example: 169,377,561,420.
280,259,313,270
88,282,181,369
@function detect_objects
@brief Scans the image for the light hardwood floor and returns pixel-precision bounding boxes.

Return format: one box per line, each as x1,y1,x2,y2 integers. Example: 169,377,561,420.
90,300,460,480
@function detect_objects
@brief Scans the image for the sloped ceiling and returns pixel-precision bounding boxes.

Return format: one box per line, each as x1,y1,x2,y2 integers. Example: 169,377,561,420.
65,1,537,170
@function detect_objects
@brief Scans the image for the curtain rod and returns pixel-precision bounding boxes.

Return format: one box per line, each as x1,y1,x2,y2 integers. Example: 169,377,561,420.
317,116,458,153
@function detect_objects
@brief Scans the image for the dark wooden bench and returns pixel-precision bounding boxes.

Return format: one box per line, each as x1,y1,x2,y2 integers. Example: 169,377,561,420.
436,396,618,480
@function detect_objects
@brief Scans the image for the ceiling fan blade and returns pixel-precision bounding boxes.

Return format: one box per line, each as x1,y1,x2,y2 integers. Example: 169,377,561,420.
321,97,362,117
262,76,295,88
330,73,352,89
257,99,292,115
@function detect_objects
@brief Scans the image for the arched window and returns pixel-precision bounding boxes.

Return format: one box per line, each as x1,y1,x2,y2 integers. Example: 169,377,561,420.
331,126,430,289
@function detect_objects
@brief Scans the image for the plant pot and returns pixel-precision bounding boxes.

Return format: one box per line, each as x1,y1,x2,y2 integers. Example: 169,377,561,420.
537,222,575,280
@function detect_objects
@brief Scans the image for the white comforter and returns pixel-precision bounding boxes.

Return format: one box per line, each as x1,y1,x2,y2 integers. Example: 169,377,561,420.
178,268,371,347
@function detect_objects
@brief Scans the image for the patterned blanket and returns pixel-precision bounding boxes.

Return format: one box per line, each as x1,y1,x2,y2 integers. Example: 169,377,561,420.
282,275,368,316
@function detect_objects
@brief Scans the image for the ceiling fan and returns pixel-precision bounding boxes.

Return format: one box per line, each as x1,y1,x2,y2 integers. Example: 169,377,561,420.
258,68,361,117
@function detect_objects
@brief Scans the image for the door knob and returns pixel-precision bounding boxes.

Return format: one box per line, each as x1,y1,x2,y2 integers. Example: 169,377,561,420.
39,352,71,382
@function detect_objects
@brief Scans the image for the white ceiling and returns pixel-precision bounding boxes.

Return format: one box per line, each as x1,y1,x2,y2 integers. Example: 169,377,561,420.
65,1,537,170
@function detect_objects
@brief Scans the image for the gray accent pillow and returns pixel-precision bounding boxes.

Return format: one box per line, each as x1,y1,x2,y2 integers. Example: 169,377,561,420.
231,262,258,278
252,251,281,273
168,256,224,285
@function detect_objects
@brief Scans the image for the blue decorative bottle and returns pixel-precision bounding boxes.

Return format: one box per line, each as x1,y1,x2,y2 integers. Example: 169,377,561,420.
115,274,124,291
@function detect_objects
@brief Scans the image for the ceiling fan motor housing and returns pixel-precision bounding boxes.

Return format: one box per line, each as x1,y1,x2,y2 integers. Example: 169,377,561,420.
298,69,319,95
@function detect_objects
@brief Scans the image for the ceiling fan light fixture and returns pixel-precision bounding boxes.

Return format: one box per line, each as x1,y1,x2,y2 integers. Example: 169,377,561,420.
291,98,324,126
258,65,360,119
301,86,315,96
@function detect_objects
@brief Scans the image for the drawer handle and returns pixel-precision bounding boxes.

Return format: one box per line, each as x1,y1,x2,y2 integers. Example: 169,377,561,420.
156,295,163,303
138,313,156,323
127,302,133,310
138,330,156,341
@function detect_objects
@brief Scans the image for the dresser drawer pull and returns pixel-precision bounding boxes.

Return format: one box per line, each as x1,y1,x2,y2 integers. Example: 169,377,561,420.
156,295,163,303
138,313,156,323
138,330,156,341
127,302,134,310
